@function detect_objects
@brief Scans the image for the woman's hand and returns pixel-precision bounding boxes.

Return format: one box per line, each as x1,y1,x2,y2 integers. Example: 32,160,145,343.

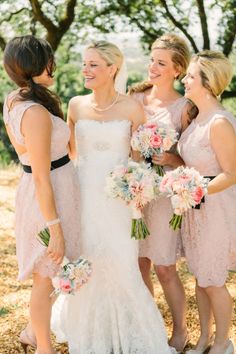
152,152,185,168
152,152,166,166
47,223,65,265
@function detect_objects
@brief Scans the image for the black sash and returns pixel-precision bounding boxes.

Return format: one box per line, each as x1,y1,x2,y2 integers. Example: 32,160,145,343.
22,154,70,173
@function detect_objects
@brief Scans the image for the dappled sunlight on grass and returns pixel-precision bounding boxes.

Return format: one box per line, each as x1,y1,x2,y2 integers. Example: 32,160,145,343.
0,166,235,353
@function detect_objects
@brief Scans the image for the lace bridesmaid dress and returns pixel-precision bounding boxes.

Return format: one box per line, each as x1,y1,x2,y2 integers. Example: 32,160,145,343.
178,110,236,287
3,96,80,281
133,92,187,265
52,119,173,354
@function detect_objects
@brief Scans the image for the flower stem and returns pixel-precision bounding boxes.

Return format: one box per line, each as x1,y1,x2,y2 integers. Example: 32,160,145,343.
131,218,150,240
155,165,165,176
169,214,182,230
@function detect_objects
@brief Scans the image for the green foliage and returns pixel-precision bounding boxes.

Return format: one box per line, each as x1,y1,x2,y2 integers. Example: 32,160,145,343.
127,71,145,88
53,43,90,115
0,53,18,164
222,98,236,116
0,0,236,164
0,307,9,317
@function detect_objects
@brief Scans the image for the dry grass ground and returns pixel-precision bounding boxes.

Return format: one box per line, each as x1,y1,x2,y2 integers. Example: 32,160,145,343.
0,166,235,354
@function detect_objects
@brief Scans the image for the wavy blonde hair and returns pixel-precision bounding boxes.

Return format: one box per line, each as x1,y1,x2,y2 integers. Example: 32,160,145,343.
129,33,190,94
86,40,123,79
191,50,233,98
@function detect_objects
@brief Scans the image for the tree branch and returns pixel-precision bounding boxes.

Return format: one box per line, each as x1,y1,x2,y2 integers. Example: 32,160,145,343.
222,90,236,99
159,0,199,53
29,0,57,33
222,7,236,56
58,0,77,32
29,0,77,51
0,35,6,51
196,0,210,49
0,7,29,24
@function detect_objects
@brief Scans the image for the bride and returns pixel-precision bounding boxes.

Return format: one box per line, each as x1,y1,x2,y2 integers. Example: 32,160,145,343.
52,40,174,354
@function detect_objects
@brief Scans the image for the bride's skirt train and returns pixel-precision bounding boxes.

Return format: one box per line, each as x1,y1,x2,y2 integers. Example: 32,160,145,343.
52,252,172,354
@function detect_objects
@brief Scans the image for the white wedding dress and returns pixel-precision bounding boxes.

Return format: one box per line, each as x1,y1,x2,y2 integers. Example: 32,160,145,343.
52,119,172,354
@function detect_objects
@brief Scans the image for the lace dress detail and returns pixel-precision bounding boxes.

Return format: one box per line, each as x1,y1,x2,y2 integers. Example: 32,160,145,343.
133,92,187,265
52,119,172,354
3,95,80,281
178,110,236,287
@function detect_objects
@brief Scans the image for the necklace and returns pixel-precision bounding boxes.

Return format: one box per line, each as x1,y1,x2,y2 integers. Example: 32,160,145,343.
91,92,120,112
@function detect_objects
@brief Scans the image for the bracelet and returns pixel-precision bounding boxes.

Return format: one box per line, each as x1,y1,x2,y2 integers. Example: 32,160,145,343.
46,218,60,227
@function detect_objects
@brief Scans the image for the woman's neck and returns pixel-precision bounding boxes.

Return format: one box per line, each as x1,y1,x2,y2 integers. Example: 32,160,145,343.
151,82,176,97
144,83,180,107
194,95,223,122
92,86,117,108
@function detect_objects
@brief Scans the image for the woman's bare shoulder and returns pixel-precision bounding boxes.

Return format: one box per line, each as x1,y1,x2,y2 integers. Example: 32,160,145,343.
120,94,142,110
69,94,92,108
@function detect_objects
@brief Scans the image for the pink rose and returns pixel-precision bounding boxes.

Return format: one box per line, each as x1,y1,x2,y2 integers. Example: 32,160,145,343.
60,278,72,293
150,134,162,148
179,175,191,185
192,186,204,204
144,123,158,130
159,175,174,192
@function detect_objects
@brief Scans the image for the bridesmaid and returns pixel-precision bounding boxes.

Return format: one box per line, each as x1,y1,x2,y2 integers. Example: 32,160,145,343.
3,36,80,354
179,51,236,354
130,33,192,353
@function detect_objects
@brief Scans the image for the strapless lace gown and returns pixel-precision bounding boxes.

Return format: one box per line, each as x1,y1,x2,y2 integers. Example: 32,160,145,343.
52,119,172,354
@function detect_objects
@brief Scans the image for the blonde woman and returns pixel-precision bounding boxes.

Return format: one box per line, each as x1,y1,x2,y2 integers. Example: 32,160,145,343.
130,33,193,353
52,41,175,354
179,51,236,354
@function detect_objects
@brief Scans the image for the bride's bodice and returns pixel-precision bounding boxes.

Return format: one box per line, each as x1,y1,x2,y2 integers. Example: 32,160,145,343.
75,119,131,167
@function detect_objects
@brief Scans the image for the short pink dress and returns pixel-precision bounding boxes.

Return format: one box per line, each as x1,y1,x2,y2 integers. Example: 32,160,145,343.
3,96,80,281
178,110,236,287
133,92,187,265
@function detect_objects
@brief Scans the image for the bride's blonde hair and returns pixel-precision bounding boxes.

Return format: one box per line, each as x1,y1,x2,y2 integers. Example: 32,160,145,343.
86,40,123,79
129,33,190,94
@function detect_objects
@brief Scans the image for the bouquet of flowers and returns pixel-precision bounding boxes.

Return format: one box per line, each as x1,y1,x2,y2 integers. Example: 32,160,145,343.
131,122,179,176
38,228,92,296
106,159,161,240
159,166,209,230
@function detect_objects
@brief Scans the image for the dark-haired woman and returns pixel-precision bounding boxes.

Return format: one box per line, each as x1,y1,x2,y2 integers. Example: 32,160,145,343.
3,35,80,354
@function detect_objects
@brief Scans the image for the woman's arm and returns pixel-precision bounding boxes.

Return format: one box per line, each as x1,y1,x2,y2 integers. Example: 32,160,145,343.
67,97,77,160
130,99,146,161
208,117,236,194
21,105,65,264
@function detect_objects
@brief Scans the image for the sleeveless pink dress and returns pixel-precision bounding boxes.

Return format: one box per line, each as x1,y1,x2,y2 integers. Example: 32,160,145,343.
3,95,80,281
178,110,236,287
133,92,187,265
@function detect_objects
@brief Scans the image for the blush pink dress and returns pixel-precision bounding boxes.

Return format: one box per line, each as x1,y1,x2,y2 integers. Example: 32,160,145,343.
133,92,187,265
178,110,236,287
3,95,80,281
